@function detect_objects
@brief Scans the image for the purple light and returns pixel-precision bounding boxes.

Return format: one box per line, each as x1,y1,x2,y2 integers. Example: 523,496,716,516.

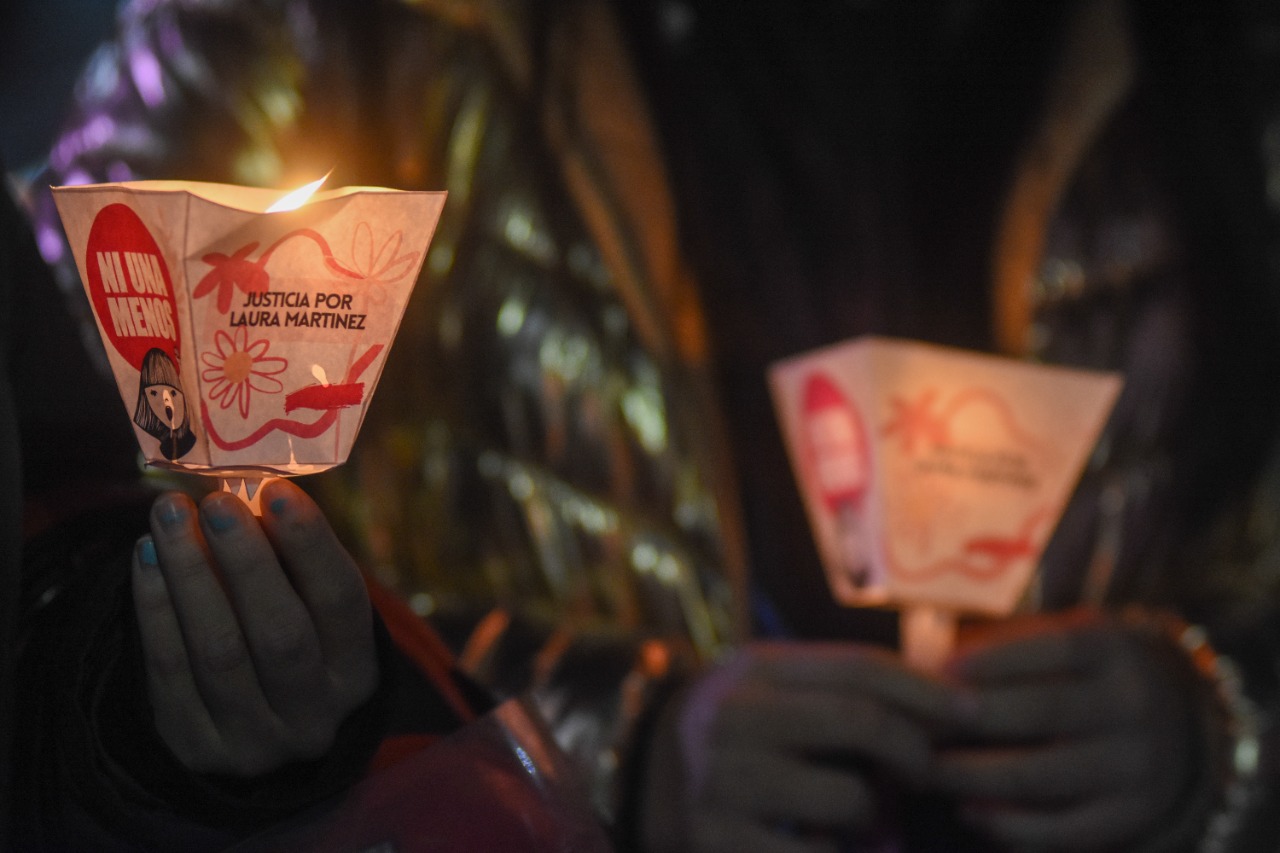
64,169,94,187
50,114,117,171
106,161,135,183
157,17,184,58
36,224,65,265
128,45,166,108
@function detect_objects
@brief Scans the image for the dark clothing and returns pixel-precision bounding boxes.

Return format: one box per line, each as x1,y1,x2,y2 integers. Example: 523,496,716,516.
622,1,1059,640
0,156,28,853
620,0,1280,636
0,158,142,844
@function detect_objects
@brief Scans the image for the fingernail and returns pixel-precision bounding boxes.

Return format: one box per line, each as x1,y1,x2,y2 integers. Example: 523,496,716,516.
137,537,158,567
155,495,188,531
203,499,239,533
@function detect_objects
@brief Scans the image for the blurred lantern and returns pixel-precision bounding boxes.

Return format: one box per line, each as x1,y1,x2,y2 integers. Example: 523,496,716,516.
771,337,1121,668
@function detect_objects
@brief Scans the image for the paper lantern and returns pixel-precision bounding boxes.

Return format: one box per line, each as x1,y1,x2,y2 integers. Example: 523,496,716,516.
53,179,445,510
770,336,1121,619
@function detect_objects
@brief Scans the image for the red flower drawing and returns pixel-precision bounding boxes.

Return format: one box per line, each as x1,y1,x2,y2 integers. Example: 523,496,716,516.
882,389,949,453
193,243,270,312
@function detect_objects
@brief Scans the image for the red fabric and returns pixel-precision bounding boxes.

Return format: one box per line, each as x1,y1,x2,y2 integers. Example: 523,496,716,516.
226,701,614,853
365,577,478,723
366,734,440,775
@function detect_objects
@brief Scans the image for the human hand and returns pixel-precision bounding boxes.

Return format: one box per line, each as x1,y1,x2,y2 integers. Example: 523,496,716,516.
643,641,955,853
933,609,1200,851
130,479,378,777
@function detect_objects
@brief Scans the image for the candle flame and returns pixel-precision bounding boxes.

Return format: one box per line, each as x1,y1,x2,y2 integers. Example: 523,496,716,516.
311,364,329,385
266,171,331,212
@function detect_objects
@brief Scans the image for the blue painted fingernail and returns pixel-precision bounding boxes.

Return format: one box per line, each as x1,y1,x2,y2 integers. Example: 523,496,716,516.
156,496,187,530
138,537,158,566
204,501,238,533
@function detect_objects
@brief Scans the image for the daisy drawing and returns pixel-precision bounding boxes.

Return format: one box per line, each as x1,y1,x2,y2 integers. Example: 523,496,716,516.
200,327,288,419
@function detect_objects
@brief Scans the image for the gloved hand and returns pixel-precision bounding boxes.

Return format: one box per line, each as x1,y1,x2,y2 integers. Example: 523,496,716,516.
932,609,1203,851
643,640,955,853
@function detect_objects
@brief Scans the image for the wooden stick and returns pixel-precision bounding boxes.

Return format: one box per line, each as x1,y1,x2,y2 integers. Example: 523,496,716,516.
901,605,958,673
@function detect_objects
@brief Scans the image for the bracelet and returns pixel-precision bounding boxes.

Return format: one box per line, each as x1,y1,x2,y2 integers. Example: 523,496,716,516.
1171,622,1261,853
1123,609,1262,853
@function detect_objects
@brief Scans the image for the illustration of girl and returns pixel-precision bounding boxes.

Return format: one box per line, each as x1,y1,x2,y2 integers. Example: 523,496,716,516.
133,348,196,460
800,373,879,594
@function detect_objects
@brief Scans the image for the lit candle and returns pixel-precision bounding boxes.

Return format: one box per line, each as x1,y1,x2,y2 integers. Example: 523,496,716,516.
53,176,447,512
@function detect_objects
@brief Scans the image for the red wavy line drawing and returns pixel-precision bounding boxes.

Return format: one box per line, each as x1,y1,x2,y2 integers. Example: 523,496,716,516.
260,227,360,277
201,344,382,450
883,506,1051,583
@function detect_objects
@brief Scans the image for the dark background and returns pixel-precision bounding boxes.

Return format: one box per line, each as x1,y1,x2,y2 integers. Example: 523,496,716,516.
0,0,119,172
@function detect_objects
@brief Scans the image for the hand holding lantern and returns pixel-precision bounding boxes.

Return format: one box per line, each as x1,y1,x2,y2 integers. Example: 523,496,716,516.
132,480,377,775
931,610,1205,851
53,178,444,777
641,641,956,852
